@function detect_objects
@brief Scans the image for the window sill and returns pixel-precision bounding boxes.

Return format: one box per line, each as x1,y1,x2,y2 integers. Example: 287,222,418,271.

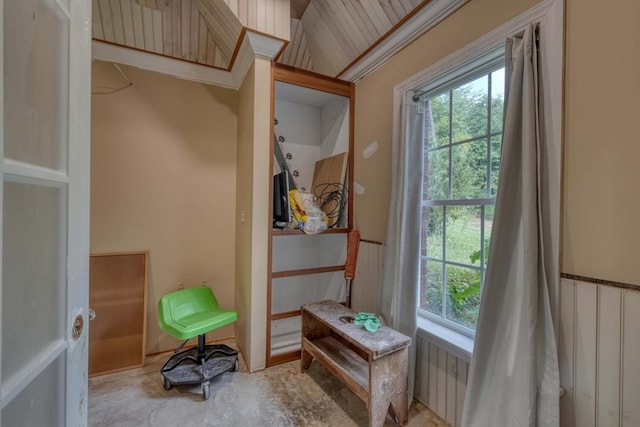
417,316,474,362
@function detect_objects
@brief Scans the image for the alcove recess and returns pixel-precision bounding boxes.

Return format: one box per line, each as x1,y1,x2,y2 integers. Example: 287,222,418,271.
267,64,354,366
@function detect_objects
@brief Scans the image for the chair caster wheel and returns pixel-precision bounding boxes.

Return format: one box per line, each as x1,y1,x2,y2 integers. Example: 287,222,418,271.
202,382,210,400
233,359,239,372
162,376,171,390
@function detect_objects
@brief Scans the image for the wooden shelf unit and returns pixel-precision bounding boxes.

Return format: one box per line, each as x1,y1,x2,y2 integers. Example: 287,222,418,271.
267,64,354,366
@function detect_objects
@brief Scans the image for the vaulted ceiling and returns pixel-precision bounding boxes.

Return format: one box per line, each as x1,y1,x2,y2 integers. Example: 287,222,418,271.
92,0,454,81
279,0,424,77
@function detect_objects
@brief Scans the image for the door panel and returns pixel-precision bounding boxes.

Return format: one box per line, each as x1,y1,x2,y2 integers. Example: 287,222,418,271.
3,0,69,171
2,179,66,380
1,354,65,427
1,0,91,425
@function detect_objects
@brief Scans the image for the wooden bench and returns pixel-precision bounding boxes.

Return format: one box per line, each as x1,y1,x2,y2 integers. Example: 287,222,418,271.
301,300,412,426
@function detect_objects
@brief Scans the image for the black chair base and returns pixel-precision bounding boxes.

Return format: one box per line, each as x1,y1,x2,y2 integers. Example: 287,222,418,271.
160,335,238,400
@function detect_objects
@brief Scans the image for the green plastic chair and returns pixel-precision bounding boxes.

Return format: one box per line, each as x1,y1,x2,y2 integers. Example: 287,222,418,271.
157,285,238,400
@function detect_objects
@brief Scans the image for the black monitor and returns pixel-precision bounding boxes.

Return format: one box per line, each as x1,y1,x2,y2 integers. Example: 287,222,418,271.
273,171,291,226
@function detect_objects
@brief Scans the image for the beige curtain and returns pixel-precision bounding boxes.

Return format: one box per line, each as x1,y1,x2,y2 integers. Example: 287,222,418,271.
461,23,560,426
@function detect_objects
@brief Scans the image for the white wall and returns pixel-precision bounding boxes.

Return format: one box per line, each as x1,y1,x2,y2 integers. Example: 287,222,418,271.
274,94,350,192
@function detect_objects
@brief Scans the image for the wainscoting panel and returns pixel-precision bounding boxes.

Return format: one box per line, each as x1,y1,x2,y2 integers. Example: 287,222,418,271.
559,278,575,427
573,280,597,427
622,290,640,425
415,335,469,427
559,277,640,427
350,241,385,313
597,285,621,426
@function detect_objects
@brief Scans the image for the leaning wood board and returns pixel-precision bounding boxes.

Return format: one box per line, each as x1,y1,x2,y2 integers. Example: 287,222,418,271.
311,152,348,223
89,251,148,377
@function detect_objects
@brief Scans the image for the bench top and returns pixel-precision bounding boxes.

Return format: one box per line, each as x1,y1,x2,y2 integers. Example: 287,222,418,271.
302,300,411,359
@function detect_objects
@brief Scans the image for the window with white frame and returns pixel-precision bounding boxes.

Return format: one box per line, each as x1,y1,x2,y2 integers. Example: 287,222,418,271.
417,48,505,336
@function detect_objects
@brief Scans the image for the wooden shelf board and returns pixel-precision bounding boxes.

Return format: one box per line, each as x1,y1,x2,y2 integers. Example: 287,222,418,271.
272,227,350,236
303,336,369,403
271,309,302,321
270,302,348,321
267,350,301,367
271,264,345,278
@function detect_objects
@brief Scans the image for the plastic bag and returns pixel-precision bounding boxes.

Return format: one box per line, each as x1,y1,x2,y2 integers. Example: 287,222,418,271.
289,190,328,234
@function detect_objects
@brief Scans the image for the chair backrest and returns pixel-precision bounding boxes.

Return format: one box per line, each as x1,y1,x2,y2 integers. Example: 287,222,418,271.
158,286,238,340
159,286,220,323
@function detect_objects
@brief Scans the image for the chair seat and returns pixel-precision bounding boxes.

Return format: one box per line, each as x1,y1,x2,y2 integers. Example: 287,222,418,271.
158,286,238,340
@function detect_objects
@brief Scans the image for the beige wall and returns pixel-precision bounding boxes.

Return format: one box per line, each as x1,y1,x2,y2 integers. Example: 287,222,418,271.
563,0,640,285
90,61,239,354
235,62,256,369
234,58,272,372
353,0,540,244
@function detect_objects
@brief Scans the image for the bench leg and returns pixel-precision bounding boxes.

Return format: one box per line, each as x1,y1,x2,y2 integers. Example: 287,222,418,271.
368,392,408,427
389,390,408,425
369,398,391,427
369,347,409,426
301,347,313,372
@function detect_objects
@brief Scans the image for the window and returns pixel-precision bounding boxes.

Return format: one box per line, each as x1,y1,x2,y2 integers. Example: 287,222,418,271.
417,50,505,337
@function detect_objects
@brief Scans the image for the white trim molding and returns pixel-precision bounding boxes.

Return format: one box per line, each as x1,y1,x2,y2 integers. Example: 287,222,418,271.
91,40,237,88
245,30,285,60
91,30,284,89
231,30,285,88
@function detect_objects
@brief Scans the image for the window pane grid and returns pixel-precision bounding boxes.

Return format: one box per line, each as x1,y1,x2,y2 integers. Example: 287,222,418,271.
480,205,486,272
486,73,493,199
423,199,495,207
439,206,448,319
422,257,484,272
452,75,488,143
419,61,504,334
426,131,502,153
447,101,453,199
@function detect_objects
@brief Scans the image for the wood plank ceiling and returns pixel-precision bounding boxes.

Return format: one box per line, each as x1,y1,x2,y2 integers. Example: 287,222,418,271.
92,0,428,80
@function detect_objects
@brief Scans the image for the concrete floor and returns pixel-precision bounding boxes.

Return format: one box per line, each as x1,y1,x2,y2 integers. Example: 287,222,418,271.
88,339,448,427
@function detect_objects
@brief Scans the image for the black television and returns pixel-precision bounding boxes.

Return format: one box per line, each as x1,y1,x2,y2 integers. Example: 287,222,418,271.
273,171,291,226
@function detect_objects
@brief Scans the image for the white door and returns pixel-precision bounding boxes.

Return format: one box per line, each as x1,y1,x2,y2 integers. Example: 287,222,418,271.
0,0,91,425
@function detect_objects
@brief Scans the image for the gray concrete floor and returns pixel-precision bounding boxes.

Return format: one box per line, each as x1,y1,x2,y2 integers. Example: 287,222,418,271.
88,339,448,427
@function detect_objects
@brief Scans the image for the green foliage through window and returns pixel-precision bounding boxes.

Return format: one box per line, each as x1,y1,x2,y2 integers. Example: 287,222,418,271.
419,66,504,334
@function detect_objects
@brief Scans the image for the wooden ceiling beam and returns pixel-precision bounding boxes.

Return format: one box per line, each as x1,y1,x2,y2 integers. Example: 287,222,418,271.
136,0,170,12
291,0,311,20
195,0,243,62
